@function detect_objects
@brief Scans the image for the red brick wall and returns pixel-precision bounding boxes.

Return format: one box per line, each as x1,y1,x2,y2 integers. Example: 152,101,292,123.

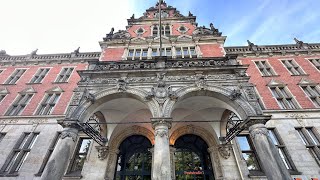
199,44,224,57
0,63,87,116
101,48,124,61
240,55,320,110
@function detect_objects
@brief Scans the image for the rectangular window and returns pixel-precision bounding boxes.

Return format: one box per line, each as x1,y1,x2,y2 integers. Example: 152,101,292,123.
5,69,26,84
281,59,305,75
5,94,33,116
56,67,74,83
30,68,50,83
237,135,261,171
301,85,320,107
190,47,197,57
141,49,148,59
68,138,92,175
254,61,276,76
36,93,61,115
0,132,39,175
270,86,298,109
176,47,182,57
309,58,320,71
296,127,320,165
268,128,295,170
36,132,60,175
152,48,158,57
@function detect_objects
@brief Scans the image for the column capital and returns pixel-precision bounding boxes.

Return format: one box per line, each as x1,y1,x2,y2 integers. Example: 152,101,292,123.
151,117,172,129
245,115,271,129
60,127,78,142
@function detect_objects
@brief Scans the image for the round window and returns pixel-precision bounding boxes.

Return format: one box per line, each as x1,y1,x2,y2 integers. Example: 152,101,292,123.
179,26,187,33
137,28,144,35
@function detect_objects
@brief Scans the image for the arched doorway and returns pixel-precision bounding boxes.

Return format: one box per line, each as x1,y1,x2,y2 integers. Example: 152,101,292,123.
174,134,214,180
115,135,152,180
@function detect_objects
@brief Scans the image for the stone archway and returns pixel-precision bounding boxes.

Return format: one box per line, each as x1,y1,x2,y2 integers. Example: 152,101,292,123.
170,125,224,180
105,126,154,180
162,86,258,120
68,87,161,123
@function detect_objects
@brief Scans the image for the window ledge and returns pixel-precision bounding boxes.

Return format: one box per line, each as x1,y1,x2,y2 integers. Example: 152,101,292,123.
261,75,280,77
52,82,69,84
0,173,19,177
289,170,302,175
1,83,16,85
291,74,309,76
63,175,82,180
34,173,42,177
26,83,42,85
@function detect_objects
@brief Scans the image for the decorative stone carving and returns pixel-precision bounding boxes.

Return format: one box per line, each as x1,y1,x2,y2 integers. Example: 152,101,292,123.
145,74,177,103
193,25,222,36
82,88,95,104
218,144,232,159
30,49,38,56
96,146,109,160
243,86,256,100
60,128,78,142
249,124,269,140
0,50,7,56
229,89,241,100
247,40,258,51
117,79,127,92
294,38,309,49
195,74,207,90
155,128,169,138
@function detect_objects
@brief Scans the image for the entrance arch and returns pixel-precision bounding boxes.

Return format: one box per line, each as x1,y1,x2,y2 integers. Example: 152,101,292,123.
115,135,152,180
174,134,214,180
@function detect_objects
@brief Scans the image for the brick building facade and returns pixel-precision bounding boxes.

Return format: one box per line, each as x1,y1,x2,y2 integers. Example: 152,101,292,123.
0,1,319,180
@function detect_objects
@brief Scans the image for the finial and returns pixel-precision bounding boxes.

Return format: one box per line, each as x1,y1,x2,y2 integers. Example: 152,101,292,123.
130,14,135,19
188,11,193,16
247,40,254,46
30,49,38,56
294,37,308,49
74,47,80,54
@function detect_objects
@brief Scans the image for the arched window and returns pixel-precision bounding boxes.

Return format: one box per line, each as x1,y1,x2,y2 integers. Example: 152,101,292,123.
115,135,152,179
153,26,158,37
174,134,214,180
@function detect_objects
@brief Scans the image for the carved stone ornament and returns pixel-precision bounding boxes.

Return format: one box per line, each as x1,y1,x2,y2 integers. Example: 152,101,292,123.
229,89,242,100
218,144,232,159
195,75,207,90
249,124,269,140
145,74,177,103
155,128,169,138
82,88,95,104
96,146,109,160
60,128,78,142
117,79,127,92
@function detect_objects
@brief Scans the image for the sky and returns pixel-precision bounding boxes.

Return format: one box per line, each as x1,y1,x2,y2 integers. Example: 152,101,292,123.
0,0,319,55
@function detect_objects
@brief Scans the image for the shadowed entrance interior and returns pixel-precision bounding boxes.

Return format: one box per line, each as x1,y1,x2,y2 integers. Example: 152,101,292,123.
174,134,214,180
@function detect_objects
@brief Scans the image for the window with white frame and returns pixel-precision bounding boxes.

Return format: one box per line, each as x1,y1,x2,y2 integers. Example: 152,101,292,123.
175,46,197,58
301,85,320,107
5,69,27,84
254,87,265,110
127,48,148,60
68,138,92,175
36,93,61,115
0,132,39,175
254,61,276,76
36,132,60,176
296,127,320,165
270,86,298,109
5,93,33,116
308,58,320,71
268,128,296,171
30,68,50,83
55,67,74,83
281,59,305,75
152,25,171,37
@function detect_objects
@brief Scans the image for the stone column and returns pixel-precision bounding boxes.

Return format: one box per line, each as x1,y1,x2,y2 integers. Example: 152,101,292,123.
207,146,223,180
151,118,172,180
169,146,176,180
41,122,79,180
105,148,120,180
248,116,291,180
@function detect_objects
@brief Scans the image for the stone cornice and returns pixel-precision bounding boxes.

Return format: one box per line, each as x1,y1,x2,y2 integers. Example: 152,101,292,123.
225,43,320,57
0,52,101,66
